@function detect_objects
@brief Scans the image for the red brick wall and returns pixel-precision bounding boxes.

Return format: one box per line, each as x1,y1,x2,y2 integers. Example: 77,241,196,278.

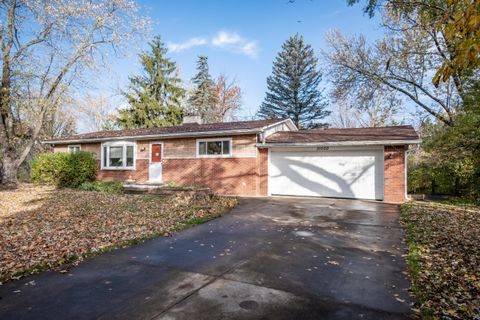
96,159,149,182
257,148,268,196
162,157,258,196
384,145,406,203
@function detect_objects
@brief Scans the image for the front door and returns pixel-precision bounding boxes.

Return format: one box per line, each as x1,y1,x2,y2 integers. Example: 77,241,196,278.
149,143,162,182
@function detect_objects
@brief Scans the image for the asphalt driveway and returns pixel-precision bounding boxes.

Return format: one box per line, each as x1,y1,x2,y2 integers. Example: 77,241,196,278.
0,197,412,320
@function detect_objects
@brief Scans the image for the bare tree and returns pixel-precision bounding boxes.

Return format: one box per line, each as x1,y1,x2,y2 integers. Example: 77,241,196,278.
329,84,403,128
0,0,148,186
323,27,463,127
75,95,118,132
329,100,360,128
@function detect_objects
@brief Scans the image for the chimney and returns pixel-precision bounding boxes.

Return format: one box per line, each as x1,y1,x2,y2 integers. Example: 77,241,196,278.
182,114,203,125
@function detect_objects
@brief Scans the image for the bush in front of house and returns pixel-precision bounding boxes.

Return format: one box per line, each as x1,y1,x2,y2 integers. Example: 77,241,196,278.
77,181,123,193
31,151,97,188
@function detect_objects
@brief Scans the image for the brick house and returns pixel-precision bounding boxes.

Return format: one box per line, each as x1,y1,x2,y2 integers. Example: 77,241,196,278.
44,118,420,203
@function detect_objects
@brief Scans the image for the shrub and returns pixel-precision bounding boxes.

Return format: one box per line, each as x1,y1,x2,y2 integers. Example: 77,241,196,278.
31,151,97,188
77,181,123,193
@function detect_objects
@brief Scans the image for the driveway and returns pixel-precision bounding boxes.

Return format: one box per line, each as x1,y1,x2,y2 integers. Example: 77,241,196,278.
0,197,412,320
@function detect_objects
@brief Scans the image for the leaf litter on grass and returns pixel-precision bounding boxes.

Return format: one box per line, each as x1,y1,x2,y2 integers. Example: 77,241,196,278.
0,184,237,283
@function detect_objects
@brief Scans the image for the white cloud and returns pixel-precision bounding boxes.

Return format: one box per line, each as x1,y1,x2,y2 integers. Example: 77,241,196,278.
212,31,244,46
167,37,208,53
211,31,259,58
167,31,259,58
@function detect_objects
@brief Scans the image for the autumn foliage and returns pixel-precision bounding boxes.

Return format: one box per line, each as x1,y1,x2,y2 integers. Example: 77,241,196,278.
0,185,237,283
401,201,480,318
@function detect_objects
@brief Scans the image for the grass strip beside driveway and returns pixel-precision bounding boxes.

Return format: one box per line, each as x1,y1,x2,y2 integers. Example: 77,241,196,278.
401,201,480,319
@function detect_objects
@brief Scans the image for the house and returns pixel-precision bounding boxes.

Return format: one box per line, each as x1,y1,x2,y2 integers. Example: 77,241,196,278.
44,117,421,203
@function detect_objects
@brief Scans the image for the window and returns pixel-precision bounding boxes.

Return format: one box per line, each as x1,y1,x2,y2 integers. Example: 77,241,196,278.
101,142,136,170
68,145,81,153
197,139,232,157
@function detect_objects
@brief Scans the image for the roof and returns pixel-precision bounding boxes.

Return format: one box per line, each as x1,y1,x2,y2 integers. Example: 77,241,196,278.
44,118,290,144
264,125,420,145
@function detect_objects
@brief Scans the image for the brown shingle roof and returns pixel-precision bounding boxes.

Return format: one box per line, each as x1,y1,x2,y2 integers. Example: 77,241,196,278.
45,119,287,143
265,125,419,144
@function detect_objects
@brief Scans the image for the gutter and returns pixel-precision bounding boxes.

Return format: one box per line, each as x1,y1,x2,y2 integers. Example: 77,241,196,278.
256,139,422,148
43,119,295,145
43,128,263,145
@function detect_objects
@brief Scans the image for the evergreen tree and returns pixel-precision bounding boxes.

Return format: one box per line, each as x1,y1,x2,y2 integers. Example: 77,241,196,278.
117,36,185,129
258,33,329,128
188,56,218,123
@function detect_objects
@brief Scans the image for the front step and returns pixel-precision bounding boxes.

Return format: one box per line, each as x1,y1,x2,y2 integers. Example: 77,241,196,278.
123,183,212,197
123,183,164,194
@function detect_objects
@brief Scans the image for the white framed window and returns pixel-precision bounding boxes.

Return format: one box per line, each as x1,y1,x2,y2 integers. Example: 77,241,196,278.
101,141,136,170
196,138,232,157
68,145,81,153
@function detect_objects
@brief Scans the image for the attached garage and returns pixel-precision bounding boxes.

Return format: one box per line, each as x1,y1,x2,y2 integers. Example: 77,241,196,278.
268,147,384,200
262,126,421,203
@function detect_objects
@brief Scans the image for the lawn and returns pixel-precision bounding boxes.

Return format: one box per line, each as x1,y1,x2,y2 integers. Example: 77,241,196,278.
401,201,480,319
0,184,237,284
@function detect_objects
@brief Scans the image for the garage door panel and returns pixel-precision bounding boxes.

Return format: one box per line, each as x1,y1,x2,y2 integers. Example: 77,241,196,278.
269,149,383,200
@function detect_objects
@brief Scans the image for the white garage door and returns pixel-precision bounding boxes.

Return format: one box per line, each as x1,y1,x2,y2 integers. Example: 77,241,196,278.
269,148,384,200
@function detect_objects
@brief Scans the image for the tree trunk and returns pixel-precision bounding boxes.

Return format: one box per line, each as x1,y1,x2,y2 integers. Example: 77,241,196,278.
1,154,19,188
454,176,460,196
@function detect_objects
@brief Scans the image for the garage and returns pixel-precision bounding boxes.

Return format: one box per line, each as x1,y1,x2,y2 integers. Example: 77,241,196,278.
268,147,384,200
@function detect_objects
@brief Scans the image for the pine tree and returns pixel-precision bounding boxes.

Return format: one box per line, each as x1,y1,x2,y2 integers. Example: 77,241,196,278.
188,56,218,123
257,33,329,128
117,36,185,129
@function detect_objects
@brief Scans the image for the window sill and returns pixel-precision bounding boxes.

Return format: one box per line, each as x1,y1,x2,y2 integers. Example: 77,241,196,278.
196,155,233,158
101,167,136,171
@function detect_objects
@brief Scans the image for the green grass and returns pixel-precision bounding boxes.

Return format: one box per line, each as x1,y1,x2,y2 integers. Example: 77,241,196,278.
181,215,215,226
400,204,436,319
76,181,124,193
444,196,480,208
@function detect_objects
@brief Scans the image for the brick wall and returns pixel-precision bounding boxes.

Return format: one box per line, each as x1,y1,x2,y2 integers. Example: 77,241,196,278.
257,148,268,196
162,157,258,196
52,136,262,194
384,145,406,203
163,135,257,159
96,159,149,182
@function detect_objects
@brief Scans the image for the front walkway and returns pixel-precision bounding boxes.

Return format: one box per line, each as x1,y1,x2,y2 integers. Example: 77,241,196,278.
0,197,412,319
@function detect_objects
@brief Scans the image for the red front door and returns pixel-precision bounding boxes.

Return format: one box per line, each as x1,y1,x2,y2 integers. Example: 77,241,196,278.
151,144,162,163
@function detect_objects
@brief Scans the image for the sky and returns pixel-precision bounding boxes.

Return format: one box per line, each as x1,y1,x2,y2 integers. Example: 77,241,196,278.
88,0,384,131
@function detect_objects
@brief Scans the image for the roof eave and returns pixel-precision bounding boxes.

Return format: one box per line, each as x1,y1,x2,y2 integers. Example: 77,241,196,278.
257,139,422,148
258,118,298,132
43,128,262,145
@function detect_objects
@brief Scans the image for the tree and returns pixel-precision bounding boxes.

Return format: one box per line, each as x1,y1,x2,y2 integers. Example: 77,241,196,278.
188,56,218,123
210,74,242,122
75,95,118,132
257,33,330,128
347,0,480,87
329,70,403,128
323,28,462,126
0,0,147,187
116,37,185,129
330,88,403,128
422,81,480,198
